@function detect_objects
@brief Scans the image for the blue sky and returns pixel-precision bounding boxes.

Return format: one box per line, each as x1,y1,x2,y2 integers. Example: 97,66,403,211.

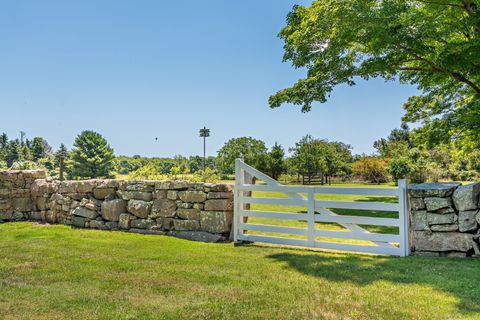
0,0,418,157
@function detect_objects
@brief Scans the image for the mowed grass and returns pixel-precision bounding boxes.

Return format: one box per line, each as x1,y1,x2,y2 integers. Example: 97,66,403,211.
1,223,480,320
246,184,399,245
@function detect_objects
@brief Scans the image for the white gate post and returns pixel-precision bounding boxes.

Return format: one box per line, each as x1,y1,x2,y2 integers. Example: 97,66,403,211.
233,159,242,243
307,188,315,248
398,179,410,256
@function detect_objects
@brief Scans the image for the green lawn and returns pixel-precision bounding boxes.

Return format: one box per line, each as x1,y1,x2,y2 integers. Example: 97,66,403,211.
0,223,479,319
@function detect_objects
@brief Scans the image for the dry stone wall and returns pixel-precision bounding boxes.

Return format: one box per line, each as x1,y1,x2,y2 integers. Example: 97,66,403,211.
0,170,46,221
0,170,233,242
409,182,480,258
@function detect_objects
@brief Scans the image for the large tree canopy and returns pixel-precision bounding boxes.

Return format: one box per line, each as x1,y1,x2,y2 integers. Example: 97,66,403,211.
269,0,480,145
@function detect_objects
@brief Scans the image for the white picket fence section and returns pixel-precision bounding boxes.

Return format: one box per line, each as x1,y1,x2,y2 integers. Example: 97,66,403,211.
233,159,410,257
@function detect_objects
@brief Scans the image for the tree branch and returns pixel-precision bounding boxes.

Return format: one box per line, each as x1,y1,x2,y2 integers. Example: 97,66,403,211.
399,45,480,95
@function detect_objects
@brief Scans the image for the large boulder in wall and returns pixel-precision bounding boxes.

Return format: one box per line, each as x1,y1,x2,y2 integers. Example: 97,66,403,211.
101,199,127,221
452,182,480,211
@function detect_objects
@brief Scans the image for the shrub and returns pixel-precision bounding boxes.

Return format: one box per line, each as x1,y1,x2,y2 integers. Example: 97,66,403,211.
352,156,388,183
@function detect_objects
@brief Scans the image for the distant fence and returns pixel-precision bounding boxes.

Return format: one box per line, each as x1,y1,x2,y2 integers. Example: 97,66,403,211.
233,159,410,256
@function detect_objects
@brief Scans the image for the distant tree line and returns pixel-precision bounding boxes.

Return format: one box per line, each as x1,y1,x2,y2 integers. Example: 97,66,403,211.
2,127,479,184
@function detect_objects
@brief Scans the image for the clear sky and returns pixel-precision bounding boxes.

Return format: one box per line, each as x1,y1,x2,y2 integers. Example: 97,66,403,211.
0,0,418,157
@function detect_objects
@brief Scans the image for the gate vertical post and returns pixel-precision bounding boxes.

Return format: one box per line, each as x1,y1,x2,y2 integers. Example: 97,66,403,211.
398,179,410,256
233,159,243,243
307,188,315,248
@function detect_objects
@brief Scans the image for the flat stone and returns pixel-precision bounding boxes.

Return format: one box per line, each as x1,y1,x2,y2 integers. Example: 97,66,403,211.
192,203,204,210
427,213,457,225
151,199,176,218
204,199,233,211
409,182,461,198
452,182,480,211
90,220,106,230
117,190,152,201
436,207,455,214
414,231,473,252
72,216,86,228
11,197,32,212
458,210,479,232
93,188,116,200
430,224,459,232
413,251,439,257
96,179,122,189
155,180,190,190
412,210,427,231
105,221,119,230
410,197,425,211
118,213,132,229
12,212,25,221
71,206,98,219
207,192,233,199
178,191,207,203
129,228,167,235
131,219,155,229
153,190,167,199
168,231,226,242
177,202,193,209
167,190,178,200
424,197,452,212
440,251,467,258
210,184,233,192
76,180,97,193
172,181,190,189
101,199,127,221
200,211,233,233
156,217,173,230
58,181,76,193
176,208,201,220
127,200,151,218
173,219,201,231
0,188,10,198
45,211,56,223
126,183,154,192
0,200,11,210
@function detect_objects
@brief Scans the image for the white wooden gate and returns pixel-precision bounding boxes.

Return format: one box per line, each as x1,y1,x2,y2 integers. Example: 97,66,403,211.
233,159,410,256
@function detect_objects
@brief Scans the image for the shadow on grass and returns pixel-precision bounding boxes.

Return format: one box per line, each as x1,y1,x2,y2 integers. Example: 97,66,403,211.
267,251,480,315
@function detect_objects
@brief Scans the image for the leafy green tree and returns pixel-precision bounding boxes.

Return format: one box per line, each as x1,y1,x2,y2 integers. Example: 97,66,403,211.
266,142,286,180
217,137,268,174
387,158,412,183
324,141,353,183
289,135,353,184
270,0,480,146
289,135,328,184
69,131,114,178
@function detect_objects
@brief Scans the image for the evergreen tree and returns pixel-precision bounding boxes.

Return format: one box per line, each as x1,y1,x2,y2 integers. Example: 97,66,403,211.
0,133,8,148
55,143,69,180
30,137,48,161
69,131,114,178
4,140,21,167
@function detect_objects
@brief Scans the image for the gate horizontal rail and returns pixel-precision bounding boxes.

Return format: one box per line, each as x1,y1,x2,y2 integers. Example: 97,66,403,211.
234,159,410,257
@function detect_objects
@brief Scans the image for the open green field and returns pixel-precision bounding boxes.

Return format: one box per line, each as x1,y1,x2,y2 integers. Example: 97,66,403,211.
1,223,479,319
